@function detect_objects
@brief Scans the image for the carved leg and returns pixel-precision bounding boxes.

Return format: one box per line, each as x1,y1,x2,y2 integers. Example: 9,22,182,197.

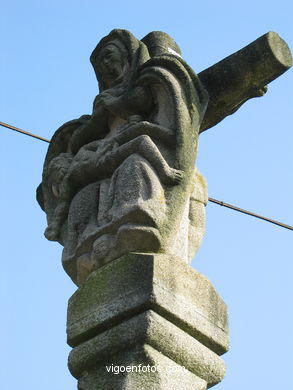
101,135,183,185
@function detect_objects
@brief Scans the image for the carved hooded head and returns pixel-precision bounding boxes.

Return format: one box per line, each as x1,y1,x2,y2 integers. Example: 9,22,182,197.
90,29,150,91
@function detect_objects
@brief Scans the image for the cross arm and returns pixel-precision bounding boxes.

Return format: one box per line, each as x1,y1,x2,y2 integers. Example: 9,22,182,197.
199,31,292,133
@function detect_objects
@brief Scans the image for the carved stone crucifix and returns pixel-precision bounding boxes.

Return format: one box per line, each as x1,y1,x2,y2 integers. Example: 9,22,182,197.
37,30,292,286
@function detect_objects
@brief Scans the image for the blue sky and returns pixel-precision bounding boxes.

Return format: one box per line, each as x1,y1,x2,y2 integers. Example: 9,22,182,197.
1,1,292,389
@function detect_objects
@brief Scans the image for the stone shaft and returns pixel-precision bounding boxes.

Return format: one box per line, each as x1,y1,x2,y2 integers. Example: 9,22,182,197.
67,254,229,389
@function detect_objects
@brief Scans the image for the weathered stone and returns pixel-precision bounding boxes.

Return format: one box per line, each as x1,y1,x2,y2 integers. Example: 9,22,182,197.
67,253,228,355
75,345,207,390
67,254,228,389
37,29,292,286
199,31,293,132
38,29,209,286
69,312,226,389
36,29,292,389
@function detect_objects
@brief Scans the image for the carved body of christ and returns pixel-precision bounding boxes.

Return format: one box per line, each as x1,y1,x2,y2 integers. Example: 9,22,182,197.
37,30,292,286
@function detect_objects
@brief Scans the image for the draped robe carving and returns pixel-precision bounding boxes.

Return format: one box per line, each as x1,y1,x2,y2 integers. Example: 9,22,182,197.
37,30,208,285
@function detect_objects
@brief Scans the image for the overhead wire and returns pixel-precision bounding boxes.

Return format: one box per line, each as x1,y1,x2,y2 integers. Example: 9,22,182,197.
1,120,292,231
208,198,293,231
0,121,50,143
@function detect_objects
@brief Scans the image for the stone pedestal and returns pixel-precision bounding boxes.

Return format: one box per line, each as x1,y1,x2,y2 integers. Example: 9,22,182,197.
67,254,229,389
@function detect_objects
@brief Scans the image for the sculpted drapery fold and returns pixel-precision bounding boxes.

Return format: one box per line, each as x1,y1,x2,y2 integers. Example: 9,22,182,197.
37,30,209,285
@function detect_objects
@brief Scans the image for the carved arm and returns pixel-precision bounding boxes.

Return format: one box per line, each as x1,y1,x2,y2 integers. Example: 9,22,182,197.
114,121,175,146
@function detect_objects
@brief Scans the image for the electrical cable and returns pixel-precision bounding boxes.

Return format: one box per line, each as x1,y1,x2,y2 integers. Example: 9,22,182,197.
1,120,292,231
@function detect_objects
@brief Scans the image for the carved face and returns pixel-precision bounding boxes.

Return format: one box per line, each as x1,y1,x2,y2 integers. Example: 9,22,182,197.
96,43,128,88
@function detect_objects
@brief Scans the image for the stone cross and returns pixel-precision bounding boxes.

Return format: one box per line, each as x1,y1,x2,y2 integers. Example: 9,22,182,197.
37,30,292,390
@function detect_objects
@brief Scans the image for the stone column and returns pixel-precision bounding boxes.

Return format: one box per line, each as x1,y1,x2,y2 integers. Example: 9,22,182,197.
67,254,229,389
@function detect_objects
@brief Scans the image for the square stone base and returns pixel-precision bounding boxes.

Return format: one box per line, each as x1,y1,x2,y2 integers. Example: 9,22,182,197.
67,253,229,389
